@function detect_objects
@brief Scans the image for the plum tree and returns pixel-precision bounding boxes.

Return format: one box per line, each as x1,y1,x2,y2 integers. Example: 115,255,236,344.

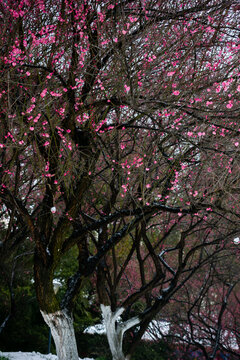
0,1,240,359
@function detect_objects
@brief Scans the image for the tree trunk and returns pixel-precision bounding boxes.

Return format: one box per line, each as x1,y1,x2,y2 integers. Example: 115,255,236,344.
41,308,79,360
101,305,139,360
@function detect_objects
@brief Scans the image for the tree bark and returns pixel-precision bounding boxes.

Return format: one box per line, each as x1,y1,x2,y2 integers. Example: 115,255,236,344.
41,309,79,360
101,305,139,360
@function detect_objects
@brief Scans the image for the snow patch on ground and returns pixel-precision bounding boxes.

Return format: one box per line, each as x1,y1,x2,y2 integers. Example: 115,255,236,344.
84,320,170,340
143,320,170,340
84,323,105,335
0,351,94,360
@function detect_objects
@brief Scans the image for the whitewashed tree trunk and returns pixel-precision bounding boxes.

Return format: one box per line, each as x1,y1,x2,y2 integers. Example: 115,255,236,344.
101,304,140,360
41,309,79,360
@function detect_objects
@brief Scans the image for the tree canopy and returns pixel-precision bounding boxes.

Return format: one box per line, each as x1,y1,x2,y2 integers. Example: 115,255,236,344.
0,1,240,359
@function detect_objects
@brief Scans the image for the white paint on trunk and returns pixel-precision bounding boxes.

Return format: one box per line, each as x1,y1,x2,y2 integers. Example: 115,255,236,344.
41,309,79,360
101,305,139,360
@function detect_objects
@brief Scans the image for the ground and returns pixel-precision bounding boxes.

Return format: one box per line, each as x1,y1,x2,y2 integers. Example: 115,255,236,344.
0,352,94,360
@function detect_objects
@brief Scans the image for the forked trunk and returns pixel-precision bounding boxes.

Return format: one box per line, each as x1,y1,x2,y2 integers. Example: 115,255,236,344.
101,304,139,360
41,308,79,360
